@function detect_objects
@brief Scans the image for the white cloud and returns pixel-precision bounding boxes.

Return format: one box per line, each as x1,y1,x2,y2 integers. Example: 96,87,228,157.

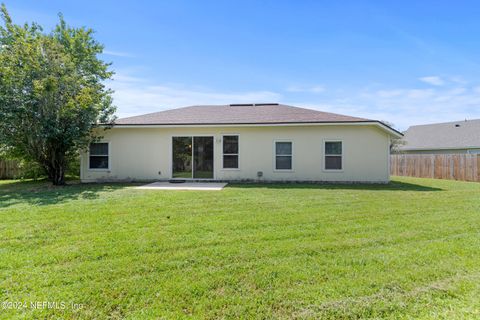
103,50,134,58
406,89,435,99
308,85,480,130
108,73,282,118
419,76,444,86
450,76,467,85
473,86,480,93
112,73,145,83
106,72,480,131
286,85,325,93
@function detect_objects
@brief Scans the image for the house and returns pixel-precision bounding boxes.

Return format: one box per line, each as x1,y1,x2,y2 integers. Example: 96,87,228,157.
80,103,402,183
399,119,480,154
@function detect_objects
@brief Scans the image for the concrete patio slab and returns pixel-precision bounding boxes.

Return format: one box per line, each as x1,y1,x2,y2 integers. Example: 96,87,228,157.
135,182,227,191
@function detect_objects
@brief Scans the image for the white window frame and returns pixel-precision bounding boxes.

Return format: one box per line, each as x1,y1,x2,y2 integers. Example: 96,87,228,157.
88,141,111,171
323,140,343,172
273,140,293,172
221,134,240,170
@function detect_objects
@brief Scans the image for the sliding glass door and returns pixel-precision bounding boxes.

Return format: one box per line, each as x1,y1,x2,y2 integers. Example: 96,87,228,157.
172,136,214,179
193,137,214,179
172,137,193,178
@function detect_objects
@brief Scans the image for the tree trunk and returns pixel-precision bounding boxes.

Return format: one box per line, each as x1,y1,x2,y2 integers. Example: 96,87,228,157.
51,165,65,185
44,153,66,185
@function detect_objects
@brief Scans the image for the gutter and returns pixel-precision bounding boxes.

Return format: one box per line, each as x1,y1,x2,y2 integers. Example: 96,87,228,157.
102,120,403,138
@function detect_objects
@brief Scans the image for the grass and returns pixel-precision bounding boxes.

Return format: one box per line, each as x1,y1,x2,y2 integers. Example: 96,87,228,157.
172,170,214,179
0,177,479,319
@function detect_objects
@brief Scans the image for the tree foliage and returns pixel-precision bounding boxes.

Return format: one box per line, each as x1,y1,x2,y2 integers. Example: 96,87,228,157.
0,4,116,184
382,121,406,153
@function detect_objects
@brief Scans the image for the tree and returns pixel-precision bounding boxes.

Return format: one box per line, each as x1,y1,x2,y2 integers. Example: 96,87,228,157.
0,4,116,185
382,121,406,153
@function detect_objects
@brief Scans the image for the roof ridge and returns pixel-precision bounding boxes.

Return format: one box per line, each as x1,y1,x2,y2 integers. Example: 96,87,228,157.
114,103,375,126
409,118,480,128
116,103,371,122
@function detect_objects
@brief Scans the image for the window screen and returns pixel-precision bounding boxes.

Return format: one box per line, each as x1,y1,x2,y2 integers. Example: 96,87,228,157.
223,136,239,169
89,143,109,169
275,141,292,170
325,141,342,170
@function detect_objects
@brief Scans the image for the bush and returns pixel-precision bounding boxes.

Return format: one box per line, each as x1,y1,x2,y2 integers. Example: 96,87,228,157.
15,160,46,180
12,156,79,180
66,156,80,179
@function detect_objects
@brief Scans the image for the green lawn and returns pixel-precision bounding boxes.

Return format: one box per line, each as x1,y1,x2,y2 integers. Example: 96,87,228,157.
0,177,479,319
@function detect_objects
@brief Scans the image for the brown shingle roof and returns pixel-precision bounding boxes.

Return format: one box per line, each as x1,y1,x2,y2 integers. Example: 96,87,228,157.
115,103,371,125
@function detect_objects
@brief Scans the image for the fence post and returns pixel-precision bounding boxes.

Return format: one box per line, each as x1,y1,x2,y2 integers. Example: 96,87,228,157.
478,155,480,182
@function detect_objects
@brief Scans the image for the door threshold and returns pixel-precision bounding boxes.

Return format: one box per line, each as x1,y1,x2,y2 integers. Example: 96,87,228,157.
169,179,186,183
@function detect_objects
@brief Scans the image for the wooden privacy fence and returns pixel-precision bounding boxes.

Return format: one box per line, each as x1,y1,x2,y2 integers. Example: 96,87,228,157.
391,154,480,182
0,159,21,179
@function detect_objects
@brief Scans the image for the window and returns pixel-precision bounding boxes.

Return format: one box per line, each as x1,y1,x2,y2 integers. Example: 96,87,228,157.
324,141,342,170
275,141,292,170
89,143,109,169
223,135,239,169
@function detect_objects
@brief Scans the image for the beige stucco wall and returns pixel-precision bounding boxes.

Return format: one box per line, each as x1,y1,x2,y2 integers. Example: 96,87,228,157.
80,124,391,183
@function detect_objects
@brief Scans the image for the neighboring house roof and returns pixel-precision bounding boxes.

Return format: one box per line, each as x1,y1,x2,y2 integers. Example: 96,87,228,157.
114,103,402,137
400,119,480,151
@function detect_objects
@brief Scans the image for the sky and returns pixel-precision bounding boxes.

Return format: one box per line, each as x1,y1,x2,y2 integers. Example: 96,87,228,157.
4,1,480,130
